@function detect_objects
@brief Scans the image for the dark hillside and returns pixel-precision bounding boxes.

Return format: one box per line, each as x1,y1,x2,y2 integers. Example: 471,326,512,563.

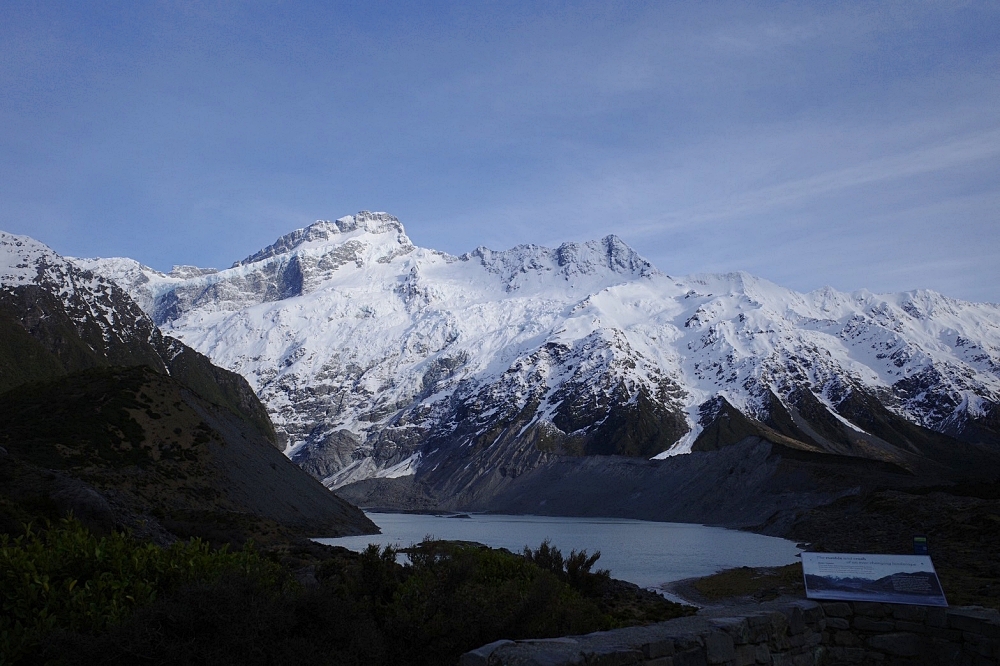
0,284,275,447
0,366,376,544
0,239,376,543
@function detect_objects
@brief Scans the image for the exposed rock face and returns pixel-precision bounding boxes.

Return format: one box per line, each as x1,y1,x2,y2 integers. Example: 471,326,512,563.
71,215,1000,515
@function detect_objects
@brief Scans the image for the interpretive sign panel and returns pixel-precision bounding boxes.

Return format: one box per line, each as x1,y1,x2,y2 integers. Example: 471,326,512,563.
801,552,948,606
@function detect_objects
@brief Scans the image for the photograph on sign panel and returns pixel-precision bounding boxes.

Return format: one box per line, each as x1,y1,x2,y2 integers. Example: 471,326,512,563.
801,553,947,606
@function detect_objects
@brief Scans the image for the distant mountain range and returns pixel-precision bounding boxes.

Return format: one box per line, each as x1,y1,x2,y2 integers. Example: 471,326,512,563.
62,212,1000,524
804,571,943,595
0,230,377,543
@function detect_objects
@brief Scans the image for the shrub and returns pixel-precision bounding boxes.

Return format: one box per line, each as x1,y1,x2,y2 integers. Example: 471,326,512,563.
388,541,608,665
0,518,284,664
524,538,610,592
4,529,690,666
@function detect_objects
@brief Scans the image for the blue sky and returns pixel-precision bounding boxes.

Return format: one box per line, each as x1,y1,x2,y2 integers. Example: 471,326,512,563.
2,1,998,302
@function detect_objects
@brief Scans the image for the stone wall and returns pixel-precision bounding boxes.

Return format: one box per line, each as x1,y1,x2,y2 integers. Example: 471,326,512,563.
459,600,1000,666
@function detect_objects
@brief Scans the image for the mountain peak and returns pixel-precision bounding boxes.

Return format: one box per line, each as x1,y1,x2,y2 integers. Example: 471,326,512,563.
461,234,658,291
0,231,63,287
63,220,1000,497
335,211,404,235
232,211,409,268
592,234,659,277
169,265,219,279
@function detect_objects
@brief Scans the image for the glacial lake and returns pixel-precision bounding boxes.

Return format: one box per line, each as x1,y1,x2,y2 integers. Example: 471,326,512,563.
316,513,801,592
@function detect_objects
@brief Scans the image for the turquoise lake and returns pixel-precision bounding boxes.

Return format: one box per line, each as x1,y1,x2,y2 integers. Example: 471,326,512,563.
316,512,801,592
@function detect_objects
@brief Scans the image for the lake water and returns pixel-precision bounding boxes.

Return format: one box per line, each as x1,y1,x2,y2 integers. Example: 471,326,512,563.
316,513,800,592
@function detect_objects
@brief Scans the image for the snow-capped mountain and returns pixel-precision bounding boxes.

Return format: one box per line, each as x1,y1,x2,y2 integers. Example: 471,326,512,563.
76,213,1000,497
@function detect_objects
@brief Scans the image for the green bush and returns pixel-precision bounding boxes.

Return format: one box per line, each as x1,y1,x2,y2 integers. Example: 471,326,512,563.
4,527,691,666
523,538,609,589
0,518,284,664
388,541,608,664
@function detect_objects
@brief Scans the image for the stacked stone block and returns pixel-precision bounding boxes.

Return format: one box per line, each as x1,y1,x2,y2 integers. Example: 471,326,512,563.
820,602,1000,665
460,600,1000,666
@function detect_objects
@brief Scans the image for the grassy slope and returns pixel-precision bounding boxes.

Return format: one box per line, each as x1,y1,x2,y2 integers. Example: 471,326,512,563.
0,366,376,545
0,285,275,446
0,281,377,543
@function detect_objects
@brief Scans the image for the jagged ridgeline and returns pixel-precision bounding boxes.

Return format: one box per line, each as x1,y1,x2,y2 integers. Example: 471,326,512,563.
70,213,1000,521
0,231,377,541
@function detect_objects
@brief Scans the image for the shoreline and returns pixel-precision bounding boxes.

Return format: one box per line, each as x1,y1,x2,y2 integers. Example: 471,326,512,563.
323,511,802,601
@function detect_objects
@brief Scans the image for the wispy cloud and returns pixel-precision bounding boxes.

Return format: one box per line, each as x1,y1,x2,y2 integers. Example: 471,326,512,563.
3,1,999,301
626,127,1000,235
